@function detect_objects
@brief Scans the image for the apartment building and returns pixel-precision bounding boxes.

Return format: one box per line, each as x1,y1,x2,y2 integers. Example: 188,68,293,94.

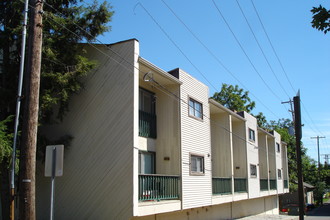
36,39,289,220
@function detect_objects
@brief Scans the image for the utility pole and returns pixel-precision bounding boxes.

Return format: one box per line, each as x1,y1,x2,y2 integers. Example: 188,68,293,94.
19,0,43,219
310,136,326,174
293,92,304,220
10,0,30,219
322,154,330,164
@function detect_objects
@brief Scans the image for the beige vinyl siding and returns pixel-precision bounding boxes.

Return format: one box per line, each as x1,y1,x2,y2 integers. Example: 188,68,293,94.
36,40,138,220
138,80,181,175
258,130,270,180
273,131,283,193
178,69,212,209
211,113,232,177
243,113,260,198
232,120,247,178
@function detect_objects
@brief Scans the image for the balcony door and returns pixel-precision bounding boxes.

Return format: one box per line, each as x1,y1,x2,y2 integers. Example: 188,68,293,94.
139,88,155,114
139,151,155,174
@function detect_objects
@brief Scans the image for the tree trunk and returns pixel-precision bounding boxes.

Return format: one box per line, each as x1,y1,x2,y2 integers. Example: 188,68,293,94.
18,0,43,219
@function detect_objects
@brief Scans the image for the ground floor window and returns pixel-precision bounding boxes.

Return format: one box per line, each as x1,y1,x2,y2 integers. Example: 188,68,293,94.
190,154,204,175
250,164,257,177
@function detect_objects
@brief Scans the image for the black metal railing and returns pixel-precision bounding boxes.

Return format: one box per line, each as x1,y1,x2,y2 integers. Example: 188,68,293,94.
139,110,157,138
234,178,247,193
260,179,269,191
212,177,232,195
139,174,180,201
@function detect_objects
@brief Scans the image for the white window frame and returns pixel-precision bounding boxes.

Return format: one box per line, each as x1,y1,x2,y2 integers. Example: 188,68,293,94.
248,128,255,142
190,154,205,175
188,97,203,120
250,164,257,178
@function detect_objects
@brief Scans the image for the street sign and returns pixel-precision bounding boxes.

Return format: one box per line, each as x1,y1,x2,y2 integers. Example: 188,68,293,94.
45,145,64,177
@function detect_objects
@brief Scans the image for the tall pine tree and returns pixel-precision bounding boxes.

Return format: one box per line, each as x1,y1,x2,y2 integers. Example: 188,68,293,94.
0,1,113,218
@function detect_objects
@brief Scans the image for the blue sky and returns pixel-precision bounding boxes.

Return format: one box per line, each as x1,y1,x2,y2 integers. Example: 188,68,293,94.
92,0,330,163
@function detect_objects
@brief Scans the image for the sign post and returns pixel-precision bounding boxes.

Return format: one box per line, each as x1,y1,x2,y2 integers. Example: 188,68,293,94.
45,145,64,220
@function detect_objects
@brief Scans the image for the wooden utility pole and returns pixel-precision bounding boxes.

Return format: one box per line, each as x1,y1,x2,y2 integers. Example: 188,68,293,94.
311,136,326,175
294,93,304,220
19,0,43,219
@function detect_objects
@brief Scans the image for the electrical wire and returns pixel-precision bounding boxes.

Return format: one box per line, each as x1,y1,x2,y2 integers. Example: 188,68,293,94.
235,0,291,99
211,0,283,103
250,0,296,94
159,0,284,121
28,1,291,158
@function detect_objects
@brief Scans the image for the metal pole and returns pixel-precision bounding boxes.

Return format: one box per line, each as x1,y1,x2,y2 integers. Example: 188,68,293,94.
50,147,56,220
10,0,29,219
294,93,304,220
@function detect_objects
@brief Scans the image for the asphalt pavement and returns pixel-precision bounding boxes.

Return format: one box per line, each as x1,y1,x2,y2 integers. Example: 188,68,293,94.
236,199,330,220
305,199,330,220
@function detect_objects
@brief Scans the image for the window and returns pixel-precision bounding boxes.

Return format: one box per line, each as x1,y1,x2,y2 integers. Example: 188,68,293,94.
139,151,155,174
190,154,204,175
250,164,257,178
276,142,281,153
188,98,203,119
248,128,255,142
278,169,282,179
139,88,155,114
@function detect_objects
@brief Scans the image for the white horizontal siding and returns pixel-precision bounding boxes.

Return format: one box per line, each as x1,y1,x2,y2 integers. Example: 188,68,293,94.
179,69,212,209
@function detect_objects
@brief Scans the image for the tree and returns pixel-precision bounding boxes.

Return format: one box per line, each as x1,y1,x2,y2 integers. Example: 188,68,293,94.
212,84,255,112
0,1,113,219
311,5,330,34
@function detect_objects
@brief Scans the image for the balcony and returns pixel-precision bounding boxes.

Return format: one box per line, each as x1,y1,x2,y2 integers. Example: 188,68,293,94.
139,110,157,139
234,178,247,193
212,177,232,195
139,174,180,201
260,179,268,191
270,179,277,190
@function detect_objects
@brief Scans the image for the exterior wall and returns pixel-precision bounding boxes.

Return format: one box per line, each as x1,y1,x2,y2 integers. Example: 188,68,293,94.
178,69,212,209
232,120,247,178
35,39,290,219
133,196,279,220
211,113,232,178
36,40,139,220
282,143,290,193
138,81,181,175
258,132,269,180
242,112,260,198
273,131,283,194
267,137,276,182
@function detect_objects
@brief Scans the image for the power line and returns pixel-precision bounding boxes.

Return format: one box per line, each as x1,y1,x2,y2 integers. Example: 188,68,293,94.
235,0,291,99
34,0,289,158
250,0,328,151
250,0,296,94
156,0,282,120
211,0,283,102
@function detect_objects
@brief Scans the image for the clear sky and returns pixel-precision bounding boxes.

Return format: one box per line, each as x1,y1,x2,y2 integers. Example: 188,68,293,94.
93,0,330,163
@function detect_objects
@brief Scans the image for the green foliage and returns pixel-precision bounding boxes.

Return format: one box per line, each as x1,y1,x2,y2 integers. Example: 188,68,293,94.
314,181,326,205
311,5,330,34
254,112,267,129
0,116,13,167
212,84,255,113
40,0,113,121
